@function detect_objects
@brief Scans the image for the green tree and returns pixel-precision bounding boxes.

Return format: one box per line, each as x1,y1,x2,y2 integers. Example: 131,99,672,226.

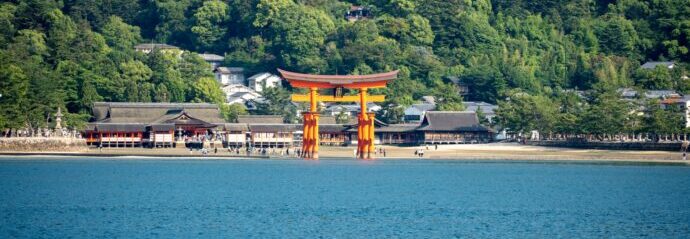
0,64,29,130
254,86,295,122
190,77,225,104
101,15,142,51
191,0,229,50
221,103,248,122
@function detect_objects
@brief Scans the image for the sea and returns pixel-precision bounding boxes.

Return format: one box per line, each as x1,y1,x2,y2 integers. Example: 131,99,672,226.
1,157,689,238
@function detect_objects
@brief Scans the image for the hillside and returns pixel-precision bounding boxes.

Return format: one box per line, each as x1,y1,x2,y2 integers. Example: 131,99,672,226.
0,0,689,136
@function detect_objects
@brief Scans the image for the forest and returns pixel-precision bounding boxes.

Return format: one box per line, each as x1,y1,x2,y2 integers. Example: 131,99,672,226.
0,0,689,138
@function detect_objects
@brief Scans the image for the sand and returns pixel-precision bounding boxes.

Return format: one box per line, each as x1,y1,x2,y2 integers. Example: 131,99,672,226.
1,143,689,164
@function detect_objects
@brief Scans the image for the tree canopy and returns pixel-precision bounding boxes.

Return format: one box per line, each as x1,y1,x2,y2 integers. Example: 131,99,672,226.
0,0,688,134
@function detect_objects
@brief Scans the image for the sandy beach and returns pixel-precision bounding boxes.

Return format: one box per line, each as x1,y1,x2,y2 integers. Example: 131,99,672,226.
1,143,689,164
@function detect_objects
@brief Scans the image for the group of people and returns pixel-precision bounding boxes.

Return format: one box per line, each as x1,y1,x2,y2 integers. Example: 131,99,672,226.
414,149,425,158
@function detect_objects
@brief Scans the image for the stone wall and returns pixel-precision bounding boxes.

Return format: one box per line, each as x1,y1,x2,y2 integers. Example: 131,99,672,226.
0,137,87,152
527,140,683,152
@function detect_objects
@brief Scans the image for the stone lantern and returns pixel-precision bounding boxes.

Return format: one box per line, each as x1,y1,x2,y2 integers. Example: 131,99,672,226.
55,107,63,136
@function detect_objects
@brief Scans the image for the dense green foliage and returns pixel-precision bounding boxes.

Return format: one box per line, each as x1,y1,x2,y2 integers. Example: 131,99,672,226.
0,0,689,137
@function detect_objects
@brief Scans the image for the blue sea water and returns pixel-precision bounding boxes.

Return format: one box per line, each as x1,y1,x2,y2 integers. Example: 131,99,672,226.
1,158,689,238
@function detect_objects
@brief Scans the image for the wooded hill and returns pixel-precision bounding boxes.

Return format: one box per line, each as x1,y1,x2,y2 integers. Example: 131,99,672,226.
0,0,689,137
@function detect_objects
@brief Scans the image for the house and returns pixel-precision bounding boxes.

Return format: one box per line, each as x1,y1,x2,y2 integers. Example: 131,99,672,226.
345,6,371,21
226,91,262,107
198,53,224,70
214,67,245,85
134,43,179,54
463,101,498,123
658,95,690,128
221,84,262,107
641,61,675,70
324,103,382,116
374,123,421,145
644,90,681,99
320,123,351,146
417,112,494,144
237,115,298,147
247,73,282,92
403,103,436,122
84,102,226,148
618,88,680,100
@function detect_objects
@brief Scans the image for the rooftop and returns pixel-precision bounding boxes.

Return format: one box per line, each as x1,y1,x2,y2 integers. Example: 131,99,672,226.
418,111,492,132
237,115,284,124
215,67,244,74
91,102,224,125
198,53,224,62
134,43,179,50
463,101,498,114
641,61,675,69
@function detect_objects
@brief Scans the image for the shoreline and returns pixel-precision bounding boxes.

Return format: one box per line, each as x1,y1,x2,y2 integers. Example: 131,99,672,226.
1,143,689,165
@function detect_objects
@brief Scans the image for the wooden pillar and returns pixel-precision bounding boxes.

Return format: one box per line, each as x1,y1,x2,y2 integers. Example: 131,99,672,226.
357,116,362,157
312,113,320,159
358,88,370,159
302,112,311,158
368,112,375,159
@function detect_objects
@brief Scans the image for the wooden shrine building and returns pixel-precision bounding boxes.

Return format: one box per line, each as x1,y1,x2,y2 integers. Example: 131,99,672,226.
85,102,226,147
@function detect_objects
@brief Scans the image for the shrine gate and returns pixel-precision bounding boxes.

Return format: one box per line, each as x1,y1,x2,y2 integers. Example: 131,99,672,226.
278,69,398,160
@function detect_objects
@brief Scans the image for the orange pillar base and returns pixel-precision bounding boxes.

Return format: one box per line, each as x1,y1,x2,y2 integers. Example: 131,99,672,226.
367,112,376,160
301,112,320,160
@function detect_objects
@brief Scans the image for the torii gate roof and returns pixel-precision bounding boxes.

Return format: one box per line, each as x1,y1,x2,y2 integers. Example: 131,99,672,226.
278,69,398,89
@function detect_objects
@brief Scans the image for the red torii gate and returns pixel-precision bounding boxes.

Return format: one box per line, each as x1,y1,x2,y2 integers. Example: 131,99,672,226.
278,69,398,159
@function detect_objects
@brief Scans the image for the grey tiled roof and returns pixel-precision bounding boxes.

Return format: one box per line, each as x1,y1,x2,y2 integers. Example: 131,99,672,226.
237,115,284,124
198,53,224,61
92,102,224,124
134,43,178,50
641,61,674,69
418,111,492,132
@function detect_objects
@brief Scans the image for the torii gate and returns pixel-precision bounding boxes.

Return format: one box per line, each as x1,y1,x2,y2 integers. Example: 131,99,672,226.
278,69,398,160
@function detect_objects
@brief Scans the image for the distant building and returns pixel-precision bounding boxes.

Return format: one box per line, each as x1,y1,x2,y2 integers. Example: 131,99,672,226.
221,84,262,108
421,96,436,104
618,88,680,100
84,102,225,148
463,101,498,123
345,6,371,21
198,53,224,70
237,115,284,124
214,67,245,85
403,103,436,122
641,61,675,70
659,96,690,128
417,112,494,144
134,43,179,54
82,105,493,148
238,115,297,148
247,73,282,92
324,103,382,116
